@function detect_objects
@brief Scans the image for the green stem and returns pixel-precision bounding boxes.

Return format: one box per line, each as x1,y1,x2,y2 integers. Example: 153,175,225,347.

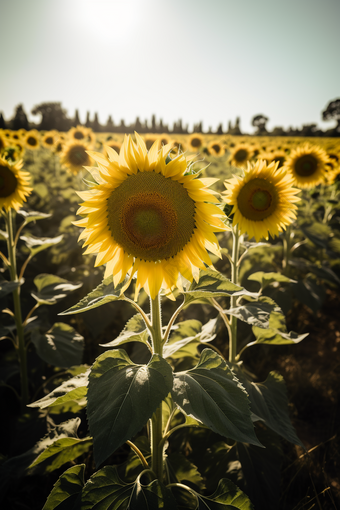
149,293,164,481
282,224,292,276
229,227,240,364
6,210,29,409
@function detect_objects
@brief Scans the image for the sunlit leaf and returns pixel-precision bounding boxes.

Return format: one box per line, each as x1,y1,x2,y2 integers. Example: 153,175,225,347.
31,323,84,368
42,464,85,510
21,234,64,256
248,271,295,289
87,350,173,466
17,209,52,224
164,319,217,359
32,274,83,305
0,277,23,299
226,296,280,329
251,309,308,346
60,276,129,315
30,437,92,473
100,313,151,350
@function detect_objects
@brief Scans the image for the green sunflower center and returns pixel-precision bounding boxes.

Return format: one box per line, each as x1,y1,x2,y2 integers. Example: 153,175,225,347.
68,145,89,166
237,178,277,220
295,155,318,176
107,171,196,261
0,165,18,198
235,149,248,162
27,136,37,147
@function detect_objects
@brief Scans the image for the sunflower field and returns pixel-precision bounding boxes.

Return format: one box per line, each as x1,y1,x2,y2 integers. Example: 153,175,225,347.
1,126,340,509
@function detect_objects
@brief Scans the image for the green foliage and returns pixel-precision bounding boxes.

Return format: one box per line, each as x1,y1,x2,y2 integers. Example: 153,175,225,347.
87,350,173,466
248,271,294,289
163,318,217,359
32,274,83,305
21,233,64,257
0,277,23,298
31,323,84,367
30,437,92,473
172,349,262,446
42,464,85,510
252,310,309,346
100,313,152,351
60,275,129,315
226,296,280,329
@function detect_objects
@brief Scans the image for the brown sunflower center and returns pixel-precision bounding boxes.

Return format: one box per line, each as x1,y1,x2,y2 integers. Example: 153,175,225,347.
27,136,37,147
74,131,85,140
68,145,89,166
212,144,221,154
295,155,318,177
0,165,18,198
109,144,121,153
106,171,196,261
237,178,277,220
235,149,248,162
45,136,53,145
191,137,202,148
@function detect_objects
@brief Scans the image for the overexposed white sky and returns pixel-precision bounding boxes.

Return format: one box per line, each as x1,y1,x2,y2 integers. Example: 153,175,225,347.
1,0,339,133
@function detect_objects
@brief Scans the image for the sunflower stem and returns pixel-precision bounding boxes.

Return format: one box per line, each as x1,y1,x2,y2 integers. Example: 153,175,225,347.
282,224,292,276
149,293,164,481
229,227,240,364
6,210,29,410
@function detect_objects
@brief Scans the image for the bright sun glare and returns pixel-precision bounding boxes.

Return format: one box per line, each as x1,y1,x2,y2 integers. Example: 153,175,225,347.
76,0,141,42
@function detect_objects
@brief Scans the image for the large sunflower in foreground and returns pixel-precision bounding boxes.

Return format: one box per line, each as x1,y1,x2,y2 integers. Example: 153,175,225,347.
0,157,32,211
223,160,300,242
60,140,93,175
75,133,226,299
283,143,329,188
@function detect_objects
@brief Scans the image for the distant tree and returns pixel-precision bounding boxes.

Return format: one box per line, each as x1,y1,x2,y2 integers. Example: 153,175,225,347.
252,114,269,135
216,123,224,135
227,120,232,133
92,112,101,132
300,124,318,137
31,102,70,131
85,111,91,128
322,99,340,133
106,115,115,132
151,114,156,132
72,109,81,127
134,116,142,132
12,104,29,130
271,126,286,136
0,112,5,129
229,117,242,135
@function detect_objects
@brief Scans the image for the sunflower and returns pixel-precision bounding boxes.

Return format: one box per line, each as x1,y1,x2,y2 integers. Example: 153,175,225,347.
60,140,93,175
105,140,122,154
144,135,159,151
0,156,32,212
0,131,9,153
208,140,225,157
283,143,329,189
68,125,90,142
223,160,300,242
25,130,40,150
75,133,226,299
42,130,58,150
188,134,204,152
229,143,254,168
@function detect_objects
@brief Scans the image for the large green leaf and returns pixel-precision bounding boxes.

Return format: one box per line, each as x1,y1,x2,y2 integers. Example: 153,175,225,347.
87,350,173,466
28,368,88,411
226,296,279,329
248,271,295,289
31,323,84,368
30,437,92,473
42,464,84,510
182,269,257,304
163,319,217,359
21,234,64,256
233,368,304,447
299,220,331,248
170,478,254,509
171,349,261,446
0,277,23,298
32,274,83,305
252,310,308,346
100,313,151,350
166,453,205,490
60,276,128,315
81,466,177,509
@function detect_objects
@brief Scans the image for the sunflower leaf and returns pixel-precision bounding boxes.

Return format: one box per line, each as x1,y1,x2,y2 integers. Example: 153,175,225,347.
20,234,64,257
31,323,84,368
100,313,151,350
170,478,254,509
60,276,128,315
28,368,89,410
248,271,295,289
0,277,24,298
81,466,177,510
163,319,217,359
29,437,92,473
251,311,309,346
17,209,52,224
87,350,173,467
42,464,85,510
299,220,331,248
182,269,258,304
32,274,83,305
171,348,262,447
226,296,280,329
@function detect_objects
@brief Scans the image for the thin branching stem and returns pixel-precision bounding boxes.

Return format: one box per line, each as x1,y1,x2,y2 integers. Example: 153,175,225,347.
163,298,185,345
229,227,240,363
126,440,149,469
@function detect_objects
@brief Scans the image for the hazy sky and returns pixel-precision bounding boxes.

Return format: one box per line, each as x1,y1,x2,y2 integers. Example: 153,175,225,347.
1,0,339,133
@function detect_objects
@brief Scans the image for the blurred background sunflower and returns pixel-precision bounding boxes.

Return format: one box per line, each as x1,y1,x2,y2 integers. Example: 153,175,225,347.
0,156,32,211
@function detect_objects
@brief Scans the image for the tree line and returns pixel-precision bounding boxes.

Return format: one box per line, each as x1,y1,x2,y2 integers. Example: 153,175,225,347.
1,99,339,136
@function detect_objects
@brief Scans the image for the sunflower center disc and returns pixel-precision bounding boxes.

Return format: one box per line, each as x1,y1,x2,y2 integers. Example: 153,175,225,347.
27,137,37,146
295,155,317,176
69,146,89,166
251,189,272,211
107,171,196,261
74,132,85,140
237,178,277,220
191,138,201,148
0,165,18,198
212,144,221,153
235,149,248,162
